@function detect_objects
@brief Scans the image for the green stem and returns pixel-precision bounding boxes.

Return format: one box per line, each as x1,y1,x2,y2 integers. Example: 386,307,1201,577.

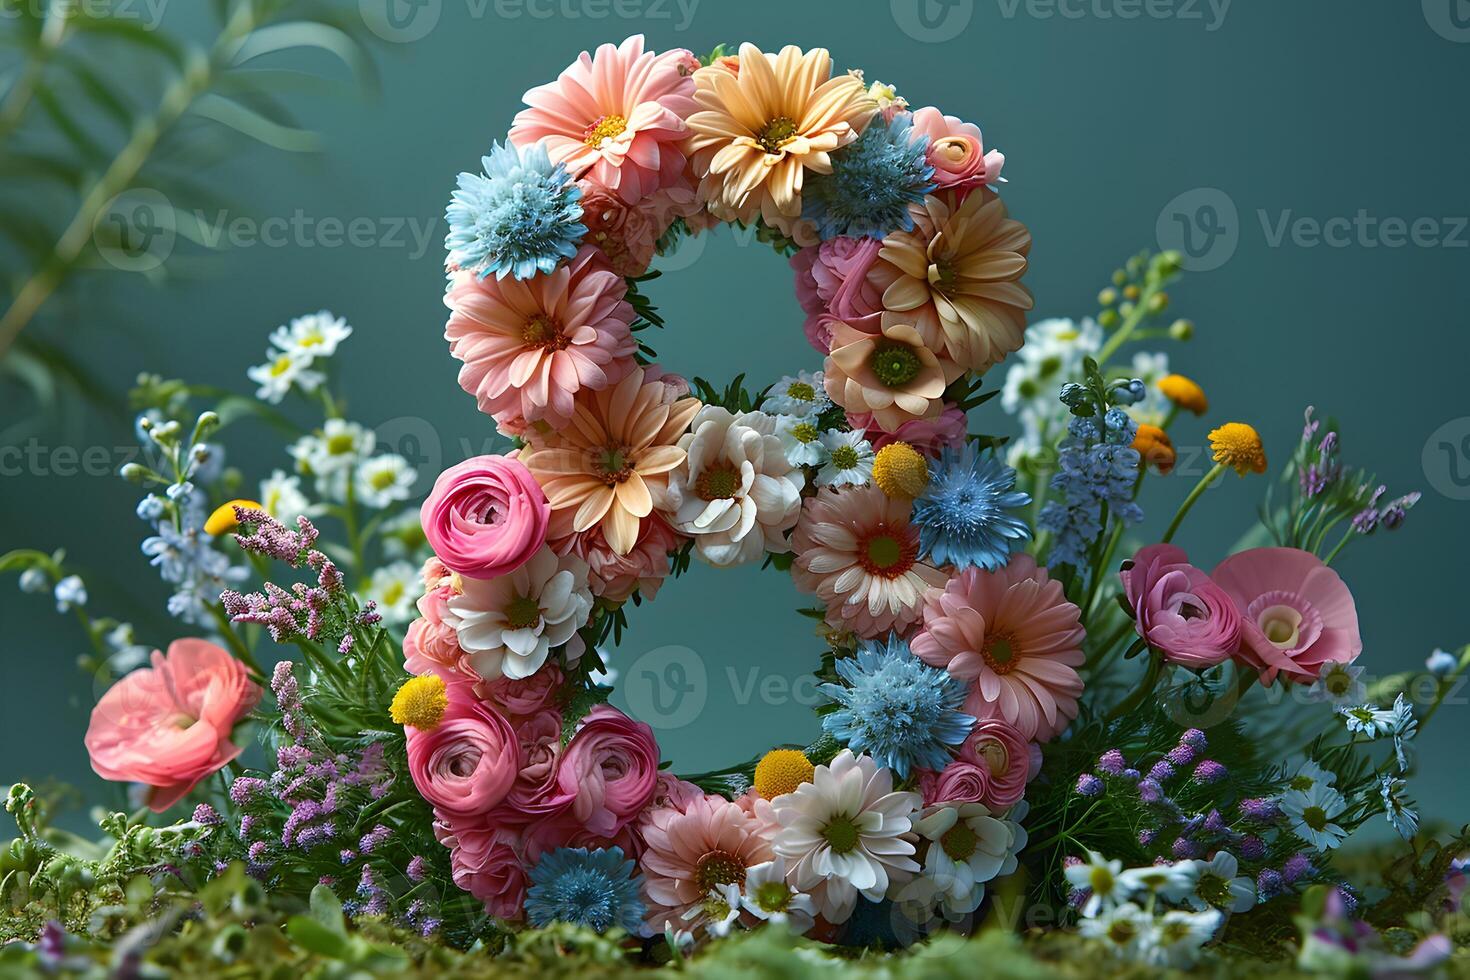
1162,462,1226,544
1321,525,1355,567
1418,645,1470,734
1096,278,1163,367
208,602,263,677
0,3,71,145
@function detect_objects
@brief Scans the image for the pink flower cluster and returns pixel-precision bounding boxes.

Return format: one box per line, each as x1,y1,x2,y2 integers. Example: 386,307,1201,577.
1120,544,1362,685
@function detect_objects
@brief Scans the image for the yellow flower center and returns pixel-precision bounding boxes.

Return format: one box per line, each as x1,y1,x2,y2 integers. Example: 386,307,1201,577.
369,468,397,491
327,432,356,455
790,421,820,445
785,381,816,403
756,116,798,154
1302,806,1329,831
822,814,860,855
389,675,448,731
695,463,742,501
868,340,922,387
583,114,628,147
1209,422,1267,475
694,849,745,893
504,594,543,630
753,880,791,913
269,355,295,377
754,749,815,800
522,314,569,351
829,444,860,471
872,442,930,499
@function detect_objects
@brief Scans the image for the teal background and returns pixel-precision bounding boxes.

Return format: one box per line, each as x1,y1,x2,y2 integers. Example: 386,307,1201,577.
2,0,1467,832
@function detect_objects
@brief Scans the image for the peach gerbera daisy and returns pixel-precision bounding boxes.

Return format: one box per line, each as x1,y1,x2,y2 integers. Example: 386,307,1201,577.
510,35,698,204
791,484,947,638
685,43,874,228
824,315,955,434
911,555,1085,743
519,366,701,556
445,247,638,428
869,188,1033,373
638,792,774,934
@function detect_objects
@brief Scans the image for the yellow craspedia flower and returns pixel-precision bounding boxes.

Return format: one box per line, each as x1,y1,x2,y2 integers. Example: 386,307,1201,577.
754,749,815,800
390,675,448,731
1132,424,1176,474
1209,423,1267,476
204,499,263,536
872,442,930,499
1159,374,1208,415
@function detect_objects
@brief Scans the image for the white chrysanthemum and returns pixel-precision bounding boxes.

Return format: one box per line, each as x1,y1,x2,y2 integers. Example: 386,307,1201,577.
269,310,352,360
764,370,832,417
770,749,921,924
443,546,593,680
1280,783,1348,851
1287,760,1336,794
290,419,374,476
247,351,323,404
259,469,311,523
1065,851,1128,917
775,415,828,467
1141,909,1222,969
1183,851,1255,914
907,803,1016,920
740,858,817,935
667,407,805,567
355,453,417,509
362,560,419,626
815,429,875,487
1117,861,1199,903
1079,901,1150,957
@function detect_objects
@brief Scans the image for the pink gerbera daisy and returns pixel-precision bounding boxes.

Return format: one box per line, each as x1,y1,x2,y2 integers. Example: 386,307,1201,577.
510,34,697,205
445,246,637,428
911,555,1086,742
637,792,774,934
790,484,947,638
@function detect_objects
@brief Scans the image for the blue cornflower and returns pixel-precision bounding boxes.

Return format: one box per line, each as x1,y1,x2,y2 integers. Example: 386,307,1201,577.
445,141,587,281
913,445,1031,570
1039,411,1143,568
819,635,974,778
802,114,935,240
525,847,645,934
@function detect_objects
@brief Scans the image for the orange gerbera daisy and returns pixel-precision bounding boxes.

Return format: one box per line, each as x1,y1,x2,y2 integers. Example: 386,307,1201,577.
869,188,1033,374
520,368,701,555
685,43,873,229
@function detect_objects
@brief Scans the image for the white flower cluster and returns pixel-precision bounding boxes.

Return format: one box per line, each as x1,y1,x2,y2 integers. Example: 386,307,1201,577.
247,310,353,405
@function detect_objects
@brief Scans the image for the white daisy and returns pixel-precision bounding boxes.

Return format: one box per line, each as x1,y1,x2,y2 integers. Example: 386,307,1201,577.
361,560,419,626
443,546,593,681
1306,662,1366,705
1183,851,1255,914
815,430,875,488
269,310,352,359
1117,861,1198,903
682,882,742,939
909,802,1016,919
355,453,417,509
259,469,312,524
1338,702,1396,738
1380,776,1419,840
1281,782,1348,851
1141,908,1221,969
740,859,817,935
775,415,828,468
763,370,831,417
770,749,922,925
666,406,805,567
247,350,323,404
290,419,374,477
1079,901,1150,958
1287,761,1336,796
1065,851,1128,917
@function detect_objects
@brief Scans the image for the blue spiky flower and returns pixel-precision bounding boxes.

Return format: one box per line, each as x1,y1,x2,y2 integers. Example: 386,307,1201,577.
801,113,936,241
820,635,974,778
524,846,645,934
445,140,586,281
914,444,1032,571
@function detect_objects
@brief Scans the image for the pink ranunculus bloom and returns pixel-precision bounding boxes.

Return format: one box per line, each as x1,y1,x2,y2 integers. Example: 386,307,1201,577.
556,705,661,837
1211,547,1363,686
403,586,466,678
551,513,682,603
916,760,991,808
478,663,564,720
1120,544,1242,671
85,639,262,812
915,719,1030,810
847,402,968,459
406,688,519,819
496,708,569,826
445,246,638,428
909,106,1004,193
577,181,661,278
420,455,549,581
791,237,885,352
510,35,697,204
434,817,528,922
